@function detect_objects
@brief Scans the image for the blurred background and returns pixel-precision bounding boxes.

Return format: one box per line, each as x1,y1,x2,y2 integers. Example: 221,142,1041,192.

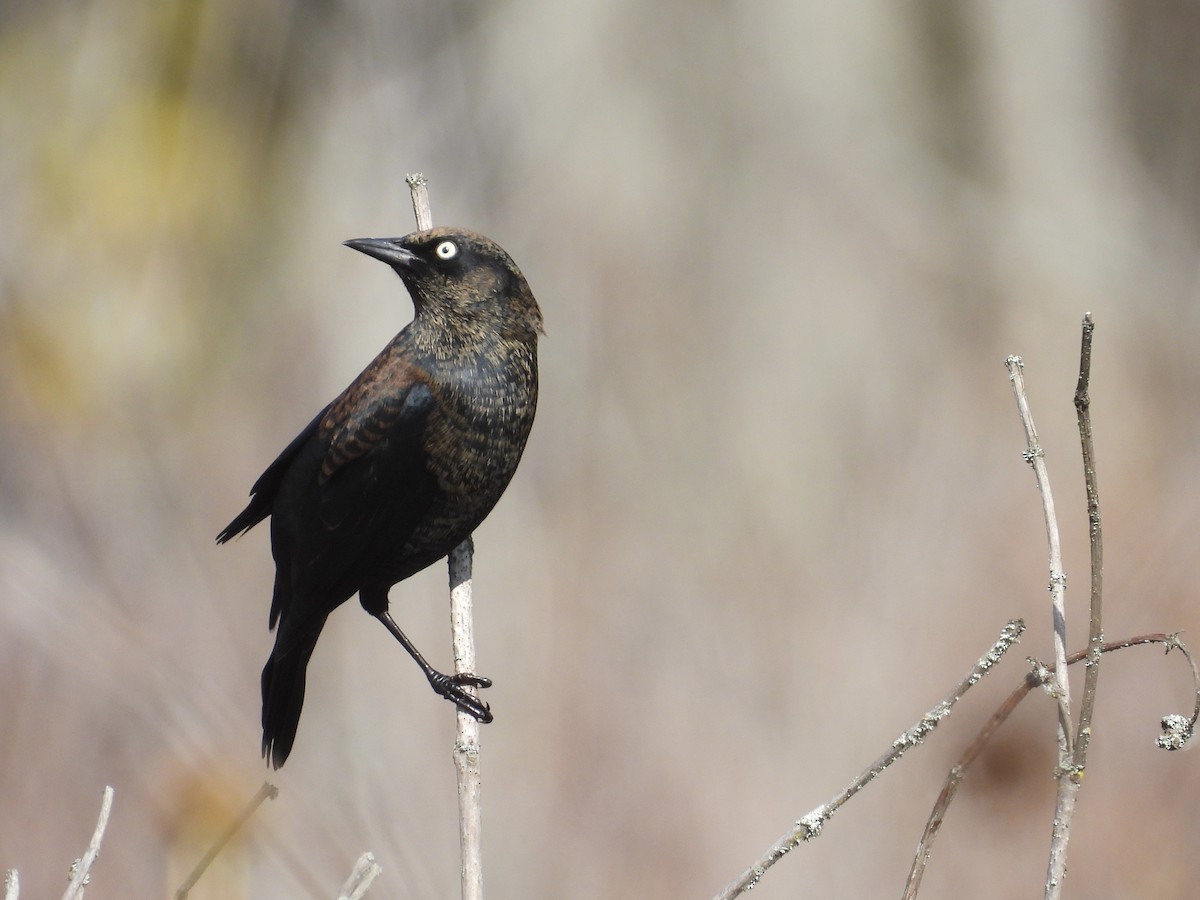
2,1,1198,897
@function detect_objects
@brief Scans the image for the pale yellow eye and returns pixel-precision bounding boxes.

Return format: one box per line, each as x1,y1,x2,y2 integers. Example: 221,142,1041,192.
436,240,458,260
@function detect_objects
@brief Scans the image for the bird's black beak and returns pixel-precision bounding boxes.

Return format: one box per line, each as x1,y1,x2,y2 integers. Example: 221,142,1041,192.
344,238,419,269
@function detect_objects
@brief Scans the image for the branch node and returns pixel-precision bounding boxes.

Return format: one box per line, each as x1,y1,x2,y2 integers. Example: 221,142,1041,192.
65,863,89,889
797,807,827,840
1027,657,1056,693
1053,762,1085,783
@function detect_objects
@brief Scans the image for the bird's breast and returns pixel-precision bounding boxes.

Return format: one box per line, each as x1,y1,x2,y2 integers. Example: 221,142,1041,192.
422,348,538,504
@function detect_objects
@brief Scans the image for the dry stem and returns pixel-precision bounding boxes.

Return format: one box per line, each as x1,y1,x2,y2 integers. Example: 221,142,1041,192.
903,632,1195,897
450,537,484,900
1071,314,1103,769
1005,356,1073,753
1004,354,1076,898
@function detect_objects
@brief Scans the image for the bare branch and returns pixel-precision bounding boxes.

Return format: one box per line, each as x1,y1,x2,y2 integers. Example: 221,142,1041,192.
713,620,1025,900
450,537,484,900
1005,356,1074,754
1004,353,1077,899
62,785,113,900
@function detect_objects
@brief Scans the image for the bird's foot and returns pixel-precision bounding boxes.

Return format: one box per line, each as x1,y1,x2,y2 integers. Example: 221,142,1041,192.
428,670,494,723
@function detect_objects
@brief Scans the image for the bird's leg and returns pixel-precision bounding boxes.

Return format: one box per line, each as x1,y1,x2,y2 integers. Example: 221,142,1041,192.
374,611,494,723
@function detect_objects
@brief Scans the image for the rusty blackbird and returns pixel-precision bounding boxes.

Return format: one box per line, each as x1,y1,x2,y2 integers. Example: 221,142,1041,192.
218,227,543,768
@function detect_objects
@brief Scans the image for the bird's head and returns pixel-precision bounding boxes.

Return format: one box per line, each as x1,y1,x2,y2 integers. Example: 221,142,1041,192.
344,228,544,340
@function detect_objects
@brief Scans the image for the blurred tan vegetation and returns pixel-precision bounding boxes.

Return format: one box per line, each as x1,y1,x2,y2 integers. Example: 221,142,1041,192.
2,1,1199,897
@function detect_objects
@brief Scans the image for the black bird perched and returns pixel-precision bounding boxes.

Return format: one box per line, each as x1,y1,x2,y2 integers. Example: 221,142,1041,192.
218,227,542,768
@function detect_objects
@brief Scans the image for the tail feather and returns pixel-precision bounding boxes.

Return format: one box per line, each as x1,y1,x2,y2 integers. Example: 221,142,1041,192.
261,627,323,768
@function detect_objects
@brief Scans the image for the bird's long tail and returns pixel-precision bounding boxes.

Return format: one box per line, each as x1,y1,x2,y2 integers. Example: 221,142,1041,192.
261,624,323,769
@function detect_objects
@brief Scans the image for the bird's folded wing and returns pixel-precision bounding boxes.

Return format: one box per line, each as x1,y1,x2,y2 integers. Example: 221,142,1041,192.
315,381,437,533
216,404,331,543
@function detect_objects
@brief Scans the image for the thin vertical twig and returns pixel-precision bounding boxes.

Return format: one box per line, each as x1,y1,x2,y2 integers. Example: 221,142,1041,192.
1071,314,1103,769
405,172,484,900
62,786,113,900
1005,356,1073,752
1004,355,1076,900
450,537,484,900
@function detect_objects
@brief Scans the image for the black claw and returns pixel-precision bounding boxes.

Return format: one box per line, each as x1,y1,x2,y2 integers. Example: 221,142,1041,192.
450,672,493,689
429,671,494,723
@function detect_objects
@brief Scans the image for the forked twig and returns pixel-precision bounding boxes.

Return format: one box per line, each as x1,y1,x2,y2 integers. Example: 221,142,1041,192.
909,319,1196,897
904,632,1199,898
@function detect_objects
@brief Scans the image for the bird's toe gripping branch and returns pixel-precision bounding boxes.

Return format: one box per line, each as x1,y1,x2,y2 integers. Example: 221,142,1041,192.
429,670,494,723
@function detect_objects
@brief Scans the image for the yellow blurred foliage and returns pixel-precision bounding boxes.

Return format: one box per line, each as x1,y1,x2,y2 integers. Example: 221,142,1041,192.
1,2,260,421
